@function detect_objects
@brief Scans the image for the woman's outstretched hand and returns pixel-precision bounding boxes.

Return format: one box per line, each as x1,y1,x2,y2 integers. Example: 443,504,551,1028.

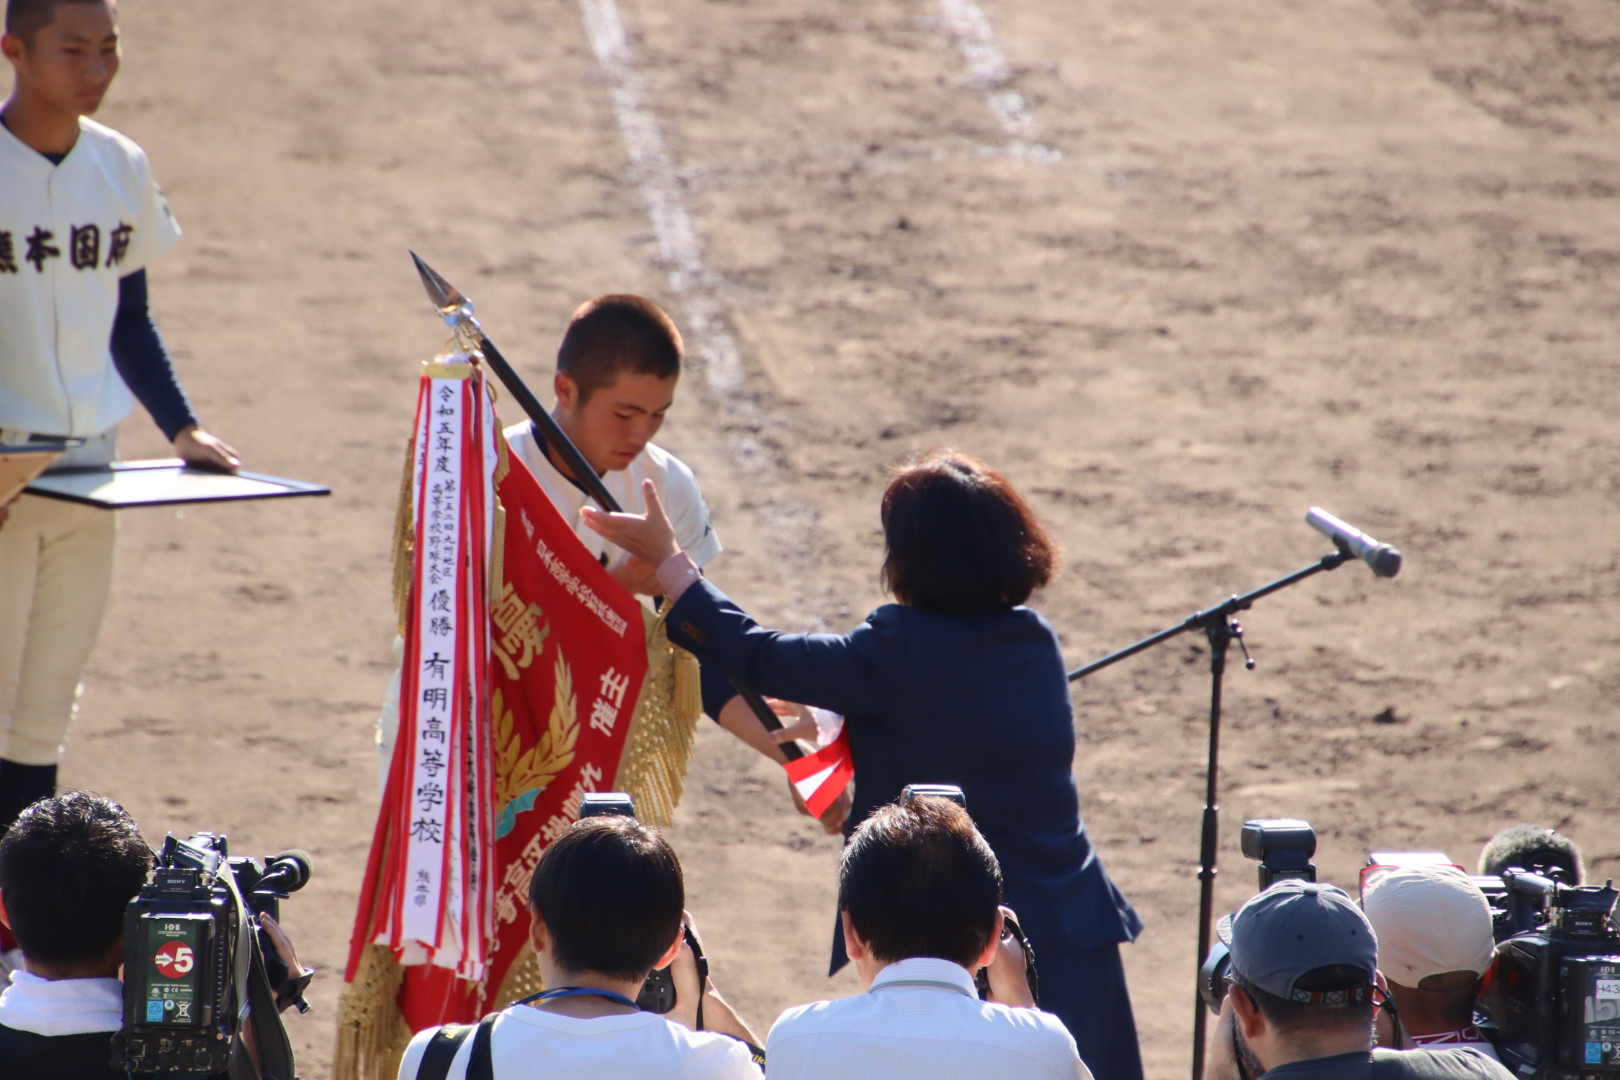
581,479,682,566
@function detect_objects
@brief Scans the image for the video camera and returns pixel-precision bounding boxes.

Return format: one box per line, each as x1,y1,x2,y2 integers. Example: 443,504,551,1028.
576,793,706,1015
1477,872,1620,1078
112,832,312,1077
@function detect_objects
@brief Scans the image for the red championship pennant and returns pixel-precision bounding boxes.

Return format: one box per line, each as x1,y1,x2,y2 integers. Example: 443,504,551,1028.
345,365,649,1034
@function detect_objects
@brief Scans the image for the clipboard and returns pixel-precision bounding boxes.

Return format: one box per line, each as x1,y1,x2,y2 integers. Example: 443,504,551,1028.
24,459,331,509
1,443,70,506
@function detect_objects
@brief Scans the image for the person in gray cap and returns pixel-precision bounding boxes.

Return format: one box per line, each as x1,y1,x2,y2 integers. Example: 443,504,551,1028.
1203,879,1512,1080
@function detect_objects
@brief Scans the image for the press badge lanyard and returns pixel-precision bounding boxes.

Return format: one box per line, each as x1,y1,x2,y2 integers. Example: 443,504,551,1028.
519,987,640,1009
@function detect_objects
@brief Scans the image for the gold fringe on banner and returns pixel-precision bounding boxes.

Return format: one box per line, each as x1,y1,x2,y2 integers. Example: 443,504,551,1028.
389,435,416,637
333,944,410,1080
616,607,705,828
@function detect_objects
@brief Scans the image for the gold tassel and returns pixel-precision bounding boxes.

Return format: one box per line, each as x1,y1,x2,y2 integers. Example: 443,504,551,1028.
489,503,506,602
390,434,416,637
615,608,704,828
333,944,412,1080
674,646,701,725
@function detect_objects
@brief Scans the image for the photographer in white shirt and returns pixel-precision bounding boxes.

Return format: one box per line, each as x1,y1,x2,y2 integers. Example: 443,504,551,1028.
766,795,1091,1080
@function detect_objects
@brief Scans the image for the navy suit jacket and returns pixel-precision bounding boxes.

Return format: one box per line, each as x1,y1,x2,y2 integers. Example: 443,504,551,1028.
666,579,1142,960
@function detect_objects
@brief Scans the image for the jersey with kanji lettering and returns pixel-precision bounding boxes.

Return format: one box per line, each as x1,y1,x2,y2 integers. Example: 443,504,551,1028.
0,117,181,438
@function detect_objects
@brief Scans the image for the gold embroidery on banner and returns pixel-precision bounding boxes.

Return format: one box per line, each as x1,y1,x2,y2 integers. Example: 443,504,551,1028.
491,581,551,681
495,652,578,811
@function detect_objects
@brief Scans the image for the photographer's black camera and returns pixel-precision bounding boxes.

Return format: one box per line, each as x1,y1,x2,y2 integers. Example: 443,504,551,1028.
113,832,310,1076
1200,819,1318,1013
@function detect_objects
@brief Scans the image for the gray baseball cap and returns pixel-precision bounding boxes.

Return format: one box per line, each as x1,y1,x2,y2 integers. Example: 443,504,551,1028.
1217,880,1378,1003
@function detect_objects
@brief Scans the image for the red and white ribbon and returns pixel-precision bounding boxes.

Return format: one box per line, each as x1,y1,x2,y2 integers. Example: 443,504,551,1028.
381,359,497,980
783,709,855,819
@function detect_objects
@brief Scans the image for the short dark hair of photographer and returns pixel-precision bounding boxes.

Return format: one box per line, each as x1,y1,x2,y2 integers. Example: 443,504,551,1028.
556,295,683,406
838,795,1002,969
881,450,1058,615
528,814,683,981
1229,965,1376,1037
0,792,153,975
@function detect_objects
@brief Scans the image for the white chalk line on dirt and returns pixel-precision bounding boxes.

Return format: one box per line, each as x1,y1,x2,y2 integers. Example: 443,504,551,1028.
937,0,1061,162
577,0,825,626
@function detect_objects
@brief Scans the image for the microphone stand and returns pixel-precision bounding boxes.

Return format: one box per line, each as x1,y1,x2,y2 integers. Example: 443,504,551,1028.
1067,547,1353,1080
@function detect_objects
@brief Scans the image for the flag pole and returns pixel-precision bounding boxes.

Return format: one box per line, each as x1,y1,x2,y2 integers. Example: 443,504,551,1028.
408,254,803,762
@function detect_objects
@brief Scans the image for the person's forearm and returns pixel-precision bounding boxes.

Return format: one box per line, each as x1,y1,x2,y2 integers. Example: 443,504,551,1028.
111,270,199,441
696,983,760,1046
715,694,790,764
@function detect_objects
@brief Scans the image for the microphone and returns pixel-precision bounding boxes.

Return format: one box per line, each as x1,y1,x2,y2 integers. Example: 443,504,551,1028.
256,849,314,895
1305,507,1402,578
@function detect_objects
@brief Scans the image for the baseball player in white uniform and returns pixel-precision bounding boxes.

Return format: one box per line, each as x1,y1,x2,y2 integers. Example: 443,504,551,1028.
377,295,849,831
0,0,239,832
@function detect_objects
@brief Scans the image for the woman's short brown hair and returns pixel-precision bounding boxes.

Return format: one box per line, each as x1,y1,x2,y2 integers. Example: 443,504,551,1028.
880,449,1058,614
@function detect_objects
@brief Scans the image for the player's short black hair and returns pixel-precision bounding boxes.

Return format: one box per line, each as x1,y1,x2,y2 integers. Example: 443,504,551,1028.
556,295,682,405
881,449,1059,614
5,0,109,46
838,796,1002,969
529,815,684,981
1231,966,1376,1036
0,791,152,969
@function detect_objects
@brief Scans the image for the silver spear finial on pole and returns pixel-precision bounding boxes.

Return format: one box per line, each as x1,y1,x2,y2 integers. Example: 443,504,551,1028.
411,251,479,335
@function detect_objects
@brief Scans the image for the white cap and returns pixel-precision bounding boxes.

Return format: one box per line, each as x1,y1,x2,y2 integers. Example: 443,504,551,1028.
1362,864,1494,986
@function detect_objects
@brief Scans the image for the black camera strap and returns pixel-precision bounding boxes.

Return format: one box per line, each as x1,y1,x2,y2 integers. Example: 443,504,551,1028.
214,860,296,1080
236,933,297,1080
414,1013,497,1080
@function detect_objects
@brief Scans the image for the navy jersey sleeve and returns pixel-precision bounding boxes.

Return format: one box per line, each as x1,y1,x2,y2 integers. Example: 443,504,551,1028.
665,579,889,718
111,270,199,441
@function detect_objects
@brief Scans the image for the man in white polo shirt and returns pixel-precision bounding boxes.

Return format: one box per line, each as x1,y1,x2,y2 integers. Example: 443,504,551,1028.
0,0,238,835
766,796,1091,1080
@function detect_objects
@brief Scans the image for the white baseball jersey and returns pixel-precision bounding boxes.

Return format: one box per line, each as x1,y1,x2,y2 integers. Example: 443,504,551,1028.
504,422,723,569
0,117,181,438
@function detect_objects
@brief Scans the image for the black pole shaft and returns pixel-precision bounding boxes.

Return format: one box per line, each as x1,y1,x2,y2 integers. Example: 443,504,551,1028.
475,333,619,513
472,331,803,762
1067,551,1351,682
1189,621,1231,1080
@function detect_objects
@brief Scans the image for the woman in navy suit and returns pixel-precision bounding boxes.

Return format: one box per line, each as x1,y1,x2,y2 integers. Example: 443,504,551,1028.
586,450,1143,1079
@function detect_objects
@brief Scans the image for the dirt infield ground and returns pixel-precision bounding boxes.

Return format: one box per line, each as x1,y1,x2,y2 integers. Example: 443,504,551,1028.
19,0,1620,1075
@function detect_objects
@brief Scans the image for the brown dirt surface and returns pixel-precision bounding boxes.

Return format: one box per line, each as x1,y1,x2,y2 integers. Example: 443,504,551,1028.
16,0,1620,1075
